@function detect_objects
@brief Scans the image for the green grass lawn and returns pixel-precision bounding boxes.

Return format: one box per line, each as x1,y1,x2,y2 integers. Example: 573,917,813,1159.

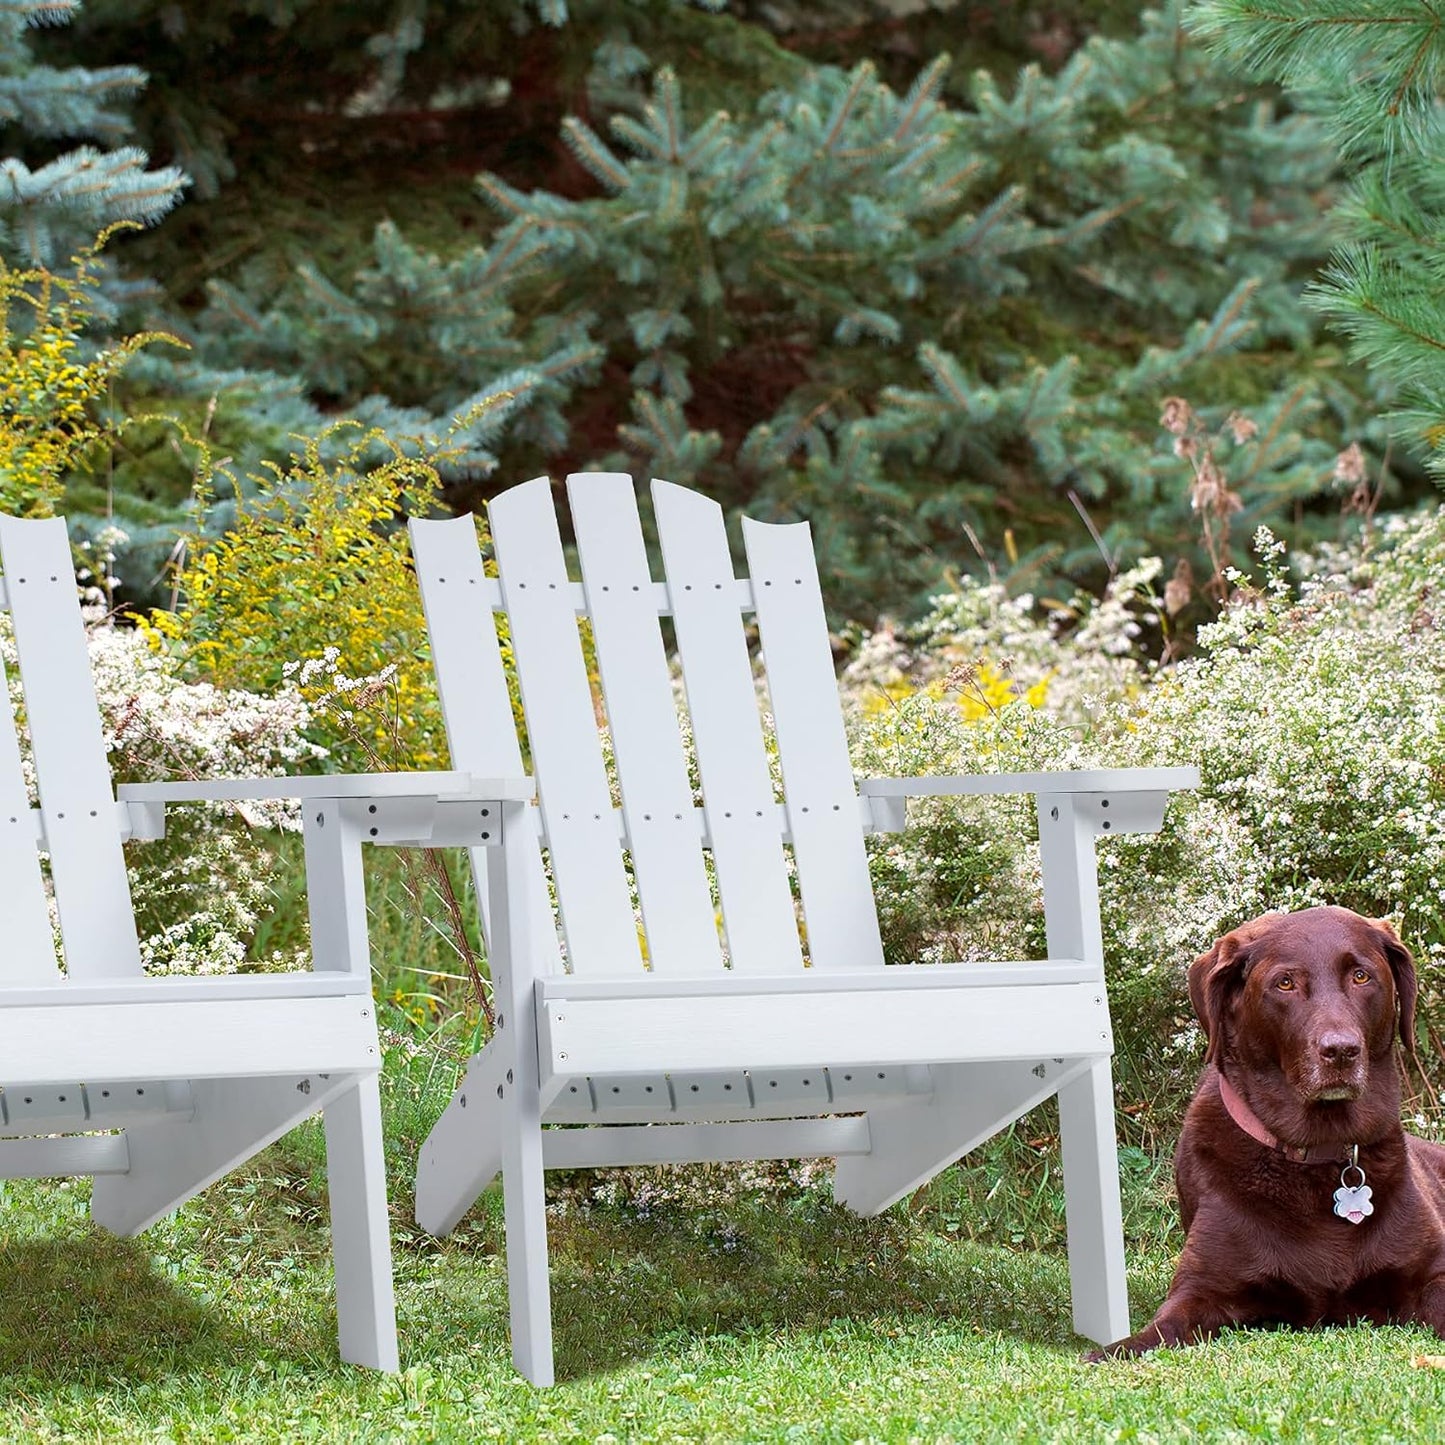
6,862,1435,1441
5,1131,1445,1444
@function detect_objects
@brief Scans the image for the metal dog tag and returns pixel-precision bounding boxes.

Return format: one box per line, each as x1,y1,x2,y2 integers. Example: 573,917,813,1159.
1333,1151,1373,1225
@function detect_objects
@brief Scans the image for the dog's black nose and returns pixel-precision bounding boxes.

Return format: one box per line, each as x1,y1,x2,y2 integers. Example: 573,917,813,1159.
1319,1032,1363,1065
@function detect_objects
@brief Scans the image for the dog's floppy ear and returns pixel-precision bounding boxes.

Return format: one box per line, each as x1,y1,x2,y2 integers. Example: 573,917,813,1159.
1371,918,1418,1057
1188,922,1267,1065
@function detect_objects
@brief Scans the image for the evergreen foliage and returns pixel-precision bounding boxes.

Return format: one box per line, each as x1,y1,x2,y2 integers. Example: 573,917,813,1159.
132,5,1384,619
20,1,1423,621
1190,0,1445,477
0,0,186,263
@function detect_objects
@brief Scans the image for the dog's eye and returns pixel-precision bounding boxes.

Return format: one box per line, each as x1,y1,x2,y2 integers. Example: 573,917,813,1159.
1352,968,1372,985
1276,975,1295,992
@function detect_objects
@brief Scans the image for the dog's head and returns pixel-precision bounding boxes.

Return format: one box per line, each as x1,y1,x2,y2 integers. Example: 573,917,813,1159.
1188,907,1416,1116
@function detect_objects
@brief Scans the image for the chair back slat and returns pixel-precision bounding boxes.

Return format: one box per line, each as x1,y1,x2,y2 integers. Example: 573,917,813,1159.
741,514,883,971
488,478,643,974
407,514,562,973
0,516,141,978
0,642,61,984
653,481,805,973
567,473,722,973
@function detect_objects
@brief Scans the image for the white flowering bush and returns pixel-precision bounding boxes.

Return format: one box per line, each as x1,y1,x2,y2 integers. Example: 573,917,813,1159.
842,510,1445,1120
843,563,1164,964
2,612,324,975
1098,520,1445,1104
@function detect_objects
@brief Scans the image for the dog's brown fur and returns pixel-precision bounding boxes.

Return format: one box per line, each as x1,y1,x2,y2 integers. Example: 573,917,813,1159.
1095,905,1445,1358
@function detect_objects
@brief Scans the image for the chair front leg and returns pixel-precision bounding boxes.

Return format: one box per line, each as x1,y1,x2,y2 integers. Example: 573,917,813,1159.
1058,1058,1130,1345
325,1074,400,1371
491,798,555,1385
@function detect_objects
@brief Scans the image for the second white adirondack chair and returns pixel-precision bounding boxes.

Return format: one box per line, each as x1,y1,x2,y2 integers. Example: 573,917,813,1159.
0,512,529,1371
409,475,1196,1385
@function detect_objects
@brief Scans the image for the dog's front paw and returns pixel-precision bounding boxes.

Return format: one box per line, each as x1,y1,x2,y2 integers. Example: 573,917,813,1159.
1083,1332,1157,1362
1083,1343,1127,1364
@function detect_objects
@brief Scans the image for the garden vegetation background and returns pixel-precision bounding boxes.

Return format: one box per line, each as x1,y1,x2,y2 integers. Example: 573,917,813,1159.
7,1,1445,1398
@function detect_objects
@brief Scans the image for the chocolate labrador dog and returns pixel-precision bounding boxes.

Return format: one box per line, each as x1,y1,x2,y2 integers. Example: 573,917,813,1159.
1094,905,1445,1358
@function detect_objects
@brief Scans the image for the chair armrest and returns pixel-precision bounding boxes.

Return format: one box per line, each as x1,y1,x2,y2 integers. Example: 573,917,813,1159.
857,766,1198,799
858,765,1198,836
117,771,534,805
117,772,535,847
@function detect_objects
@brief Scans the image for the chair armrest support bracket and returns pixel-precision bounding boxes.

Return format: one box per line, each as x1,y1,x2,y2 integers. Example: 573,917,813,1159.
860,766,1197,837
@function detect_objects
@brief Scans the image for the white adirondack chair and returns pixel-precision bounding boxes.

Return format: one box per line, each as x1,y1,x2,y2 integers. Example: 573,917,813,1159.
0,512,529,1372
409,475,1196,1385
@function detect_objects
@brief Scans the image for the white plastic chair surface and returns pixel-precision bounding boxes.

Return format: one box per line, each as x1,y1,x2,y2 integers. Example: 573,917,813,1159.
409,475,1198,1384
0,513,523,1373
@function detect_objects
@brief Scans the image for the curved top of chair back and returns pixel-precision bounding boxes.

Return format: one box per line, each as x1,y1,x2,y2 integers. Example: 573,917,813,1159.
411,474,885,978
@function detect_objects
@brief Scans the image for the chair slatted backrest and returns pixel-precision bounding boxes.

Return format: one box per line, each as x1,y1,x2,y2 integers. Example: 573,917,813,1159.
739,510,883,971
652,481,802,973
407,510,562,972
412,475,885,978
0,516,141,983
570,474,723,973
0,584,61,985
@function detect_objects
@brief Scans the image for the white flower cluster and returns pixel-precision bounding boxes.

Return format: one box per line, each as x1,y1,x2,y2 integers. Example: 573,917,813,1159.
2,615,326,976
283,646,399,726
840,507,1445,1108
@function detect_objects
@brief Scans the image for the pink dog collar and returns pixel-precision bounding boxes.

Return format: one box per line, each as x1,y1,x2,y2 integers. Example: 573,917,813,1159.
1216,1070,1316,1164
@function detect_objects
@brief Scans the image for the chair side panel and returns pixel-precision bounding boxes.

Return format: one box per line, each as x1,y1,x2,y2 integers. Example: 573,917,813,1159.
652,481,804,973
0,626,61,983
0,517,141,978
567,473,722,974
488,478,643,974
742,514,883,972
408,514,561,973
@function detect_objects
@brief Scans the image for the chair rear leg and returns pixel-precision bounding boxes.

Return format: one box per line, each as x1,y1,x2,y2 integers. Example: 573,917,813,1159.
324,1074,400,1371
833,1058,1093,1217
415,1039,507,1236
1058,1058,1130,1346
501,1082,554,1386
91,1074,353,1235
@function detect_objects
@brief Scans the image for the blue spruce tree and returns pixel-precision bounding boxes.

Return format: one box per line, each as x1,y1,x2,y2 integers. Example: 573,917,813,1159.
0,0,186,263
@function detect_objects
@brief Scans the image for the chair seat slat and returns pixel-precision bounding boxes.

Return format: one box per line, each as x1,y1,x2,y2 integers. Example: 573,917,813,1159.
489,479,642,974
568,473,722,973
0,517,140,978
742,515,884,971
653,480,804,973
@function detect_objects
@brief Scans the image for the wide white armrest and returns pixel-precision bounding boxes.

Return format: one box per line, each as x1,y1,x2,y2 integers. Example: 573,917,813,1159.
116,771,534,847
857,766,1198,798
118,771,535,805
858,765,1198,837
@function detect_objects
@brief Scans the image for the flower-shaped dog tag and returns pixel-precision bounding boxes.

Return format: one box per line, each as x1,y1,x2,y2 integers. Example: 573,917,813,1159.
1334,1158,1374,1225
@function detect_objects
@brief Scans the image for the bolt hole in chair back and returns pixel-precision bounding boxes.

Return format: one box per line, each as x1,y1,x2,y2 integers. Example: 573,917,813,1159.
409,474,1196,1385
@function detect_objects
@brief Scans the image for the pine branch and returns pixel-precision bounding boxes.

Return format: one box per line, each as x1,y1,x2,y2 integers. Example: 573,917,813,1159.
7,2,79,25
822,61,874,154
884,133,948,185
1190,1,1445,91
560,116,632,192
731,119,781,186
654,67,682,162
1308,243,1445,388
893,55,949,145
